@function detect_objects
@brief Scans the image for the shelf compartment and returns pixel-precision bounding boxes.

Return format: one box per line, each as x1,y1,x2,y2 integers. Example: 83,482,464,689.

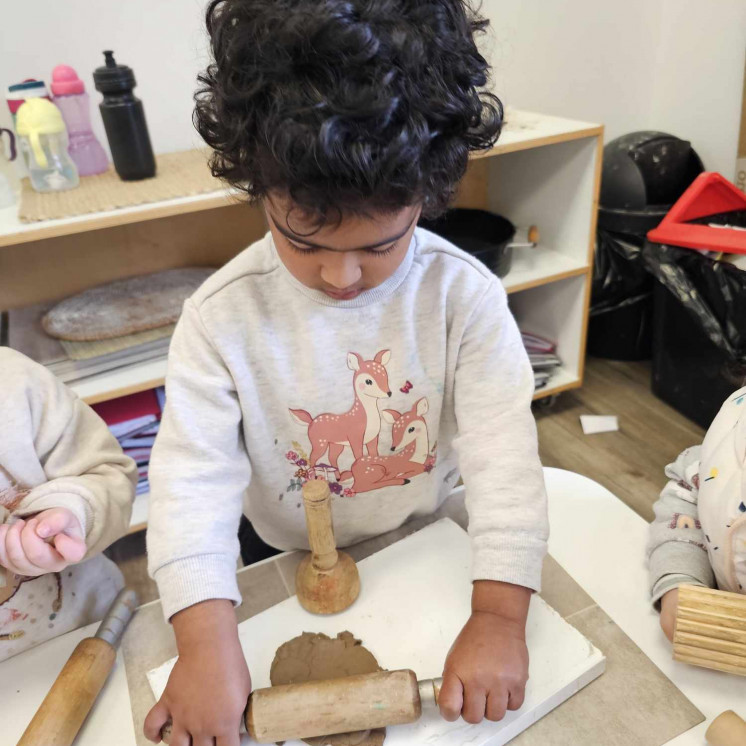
70,357,168,406
503,245,589,294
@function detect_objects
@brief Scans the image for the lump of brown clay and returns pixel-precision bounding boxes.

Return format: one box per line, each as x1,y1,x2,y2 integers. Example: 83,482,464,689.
270,631,386,746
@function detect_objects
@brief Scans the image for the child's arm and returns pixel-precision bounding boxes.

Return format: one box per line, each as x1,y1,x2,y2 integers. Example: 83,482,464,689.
147,298,250,620
145,299,252,743
453,279,548,594
1,354,136,572
647,447,714,640
441,279,548,722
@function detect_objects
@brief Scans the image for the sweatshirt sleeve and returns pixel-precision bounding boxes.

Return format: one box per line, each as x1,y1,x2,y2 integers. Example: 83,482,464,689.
146,299,250,621
453,280,549,592
647,446,715,606
12,360,136,557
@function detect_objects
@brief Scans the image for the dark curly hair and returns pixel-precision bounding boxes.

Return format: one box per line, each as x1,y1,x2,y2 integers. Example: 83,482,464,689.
194,0,503,221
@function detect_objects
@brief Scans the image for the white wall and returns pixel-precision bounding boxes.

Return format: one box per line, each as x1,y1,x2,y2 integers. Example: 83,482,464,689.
480,0,746,176
648,0,746,178
0,0,209,158
1,0,745,176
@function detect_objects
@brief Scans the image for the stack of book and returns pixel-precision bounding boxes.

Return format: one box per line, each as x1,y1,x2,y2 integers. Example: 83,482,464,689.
521,332,562,391
2,302,172,386
92,388,166,497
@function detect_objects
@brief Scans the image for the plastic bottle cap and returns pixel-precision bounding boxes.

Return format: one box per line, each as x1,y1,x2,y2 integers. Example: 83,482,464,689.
15,99,67,168
51,65,85,96
15,98,66,137
93,50,137,94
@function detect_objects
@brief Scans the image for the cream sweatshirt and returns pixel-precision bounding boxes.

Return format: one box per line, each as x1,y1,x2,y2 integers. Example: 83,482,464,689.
147,229,549,620
0,348,136,660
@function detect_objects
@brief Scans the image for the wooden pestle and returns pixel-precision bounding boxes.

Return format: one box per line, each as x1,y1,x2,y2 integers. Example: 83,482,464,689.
295,479,360,614
706,710,746,746
162,670,443,744
673,585,746,676
18,588,138,746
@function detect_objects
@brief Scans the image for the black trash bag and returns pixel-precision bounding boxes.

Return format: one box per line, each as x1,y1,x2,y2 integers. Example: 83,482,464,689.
643,240,746,427
642,242,746,364
588,131,704,361
592,230,655,313
587,230,655,359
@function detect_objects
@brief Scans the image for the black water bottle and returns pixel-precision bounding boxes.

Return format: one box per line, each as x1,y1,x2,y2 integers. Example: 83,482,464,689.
93,50,156,180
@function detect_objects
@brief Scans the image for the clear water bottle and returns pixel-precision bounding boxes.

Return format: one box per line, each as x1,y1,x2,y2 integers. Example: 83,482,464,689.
51,65,108,176
16,98,79,192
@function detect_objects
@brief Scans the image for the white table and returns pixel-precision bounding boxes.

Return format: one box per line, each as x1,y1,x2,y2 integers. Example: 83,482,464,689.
3,468,736,744
544,467,744,745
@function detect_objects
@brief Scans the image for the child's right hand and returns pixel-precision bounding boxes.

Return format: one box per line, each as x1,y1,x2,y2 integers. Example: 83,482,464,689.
660,588,679,643
144,599,251,746
0,509,86,577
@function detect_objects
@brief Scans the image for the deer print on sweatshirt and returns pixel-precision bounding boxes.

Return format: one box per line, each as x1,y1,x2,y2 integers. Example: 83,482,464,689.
340,397,432,494
287,349,436,497
289,350,392,481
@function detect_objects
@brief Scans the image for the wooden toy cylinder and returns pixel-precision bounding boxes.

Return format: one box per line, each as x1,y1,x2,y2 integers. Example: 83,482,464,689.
706,710,746,746
673,585,746,676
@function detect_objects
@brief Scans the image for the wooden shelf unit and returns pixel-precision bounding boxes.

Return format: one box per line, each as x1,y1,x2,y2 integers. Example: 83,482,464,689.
0,110,602,530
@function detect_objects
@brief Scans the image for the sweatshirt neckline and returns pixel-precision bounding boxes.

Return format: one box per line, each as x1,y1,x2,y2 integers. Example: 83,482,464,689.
271,231,417,308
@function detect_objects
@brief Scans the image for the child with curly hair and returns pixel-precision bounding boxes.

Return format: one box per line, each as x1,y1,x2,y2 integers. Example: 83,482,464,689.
144,2,549,743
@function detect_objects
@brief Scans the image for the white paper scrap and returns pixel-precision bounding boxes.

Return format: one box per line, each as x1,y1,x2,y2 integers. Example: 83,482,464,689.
580,415,619,435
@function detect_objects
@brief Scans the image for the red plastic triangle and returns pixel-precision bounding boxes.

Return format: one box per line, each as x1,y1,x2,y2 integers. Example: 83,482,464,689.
647,172,746,254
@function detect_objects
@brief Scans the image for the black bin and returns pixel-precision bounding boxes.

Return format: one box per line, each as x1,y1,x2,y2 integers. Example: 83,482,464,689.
644,242,746,428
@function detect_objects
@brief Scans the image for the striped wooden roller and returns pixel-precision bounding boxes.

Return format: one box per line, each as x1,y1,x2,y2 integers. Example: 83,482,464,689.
673,584,746,676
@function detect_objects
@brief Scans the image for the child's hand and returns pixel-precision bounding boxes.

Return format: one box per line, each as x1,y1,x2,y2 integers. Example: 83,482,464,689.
144,600,250,746
660,588,679,643
0,508,86,576
439,610,529,724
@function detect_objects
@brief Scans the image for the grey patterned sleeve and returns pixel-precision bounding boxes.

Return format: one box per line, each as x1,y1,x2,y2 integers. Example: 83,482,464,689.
647,446,716,607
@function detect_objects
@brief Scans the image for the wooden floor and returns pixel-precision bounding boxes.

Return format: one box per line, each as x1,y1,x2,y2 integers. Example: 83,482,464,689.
535,357,704,522
108,356,706,604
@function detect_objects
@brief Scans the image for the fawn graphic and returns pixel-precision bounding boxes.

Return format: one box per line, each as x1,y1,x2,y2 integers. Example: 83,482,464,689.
290,350,392,479
340,397,431,494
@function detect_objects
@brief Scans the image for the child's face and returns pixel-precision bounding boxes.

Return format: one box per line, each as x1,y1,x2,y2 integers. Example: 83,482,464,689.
265,195,421,301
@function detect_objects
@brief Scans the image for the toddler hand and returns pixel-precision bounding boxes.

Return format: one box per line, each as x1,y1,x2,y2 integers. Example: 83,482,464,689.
0,508,86,576
438,610,529,724
660,588,679,643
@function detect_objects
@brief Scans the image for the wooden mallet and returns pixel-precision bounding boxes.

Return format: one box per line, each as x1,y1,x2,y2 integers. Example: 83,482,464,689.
673,584,746,676
18,587,138,746
295,479,360,615
162,670,443,744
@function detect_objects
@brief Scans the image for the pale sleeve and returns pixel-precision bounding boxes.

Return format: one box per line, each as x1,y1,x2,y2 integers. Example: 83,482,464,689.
647,447,714,606
146,298,251,621
453,280,549,592
13,364,136,558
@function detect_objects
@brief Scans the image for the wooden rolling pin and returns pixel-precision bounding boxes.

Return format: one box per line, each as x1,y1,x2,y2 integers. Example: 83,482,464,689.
673,584,746,676
163,670,442,744
706,710,746,746
18,588,138,746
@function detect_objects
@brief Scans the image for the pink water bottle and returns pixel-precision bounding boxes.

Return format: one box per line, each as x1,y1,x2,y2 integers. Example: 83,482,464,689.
50,65,108,176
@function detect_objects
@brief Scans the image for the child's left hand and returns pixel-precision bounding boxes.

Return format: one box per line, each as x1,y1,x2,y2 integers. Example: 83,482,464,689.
439,580,531,724
0,508,86,576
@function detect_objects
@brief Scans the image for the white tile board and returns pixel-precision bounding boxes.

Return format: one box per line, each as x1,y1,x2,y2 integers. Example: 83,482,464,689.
148,519,605,745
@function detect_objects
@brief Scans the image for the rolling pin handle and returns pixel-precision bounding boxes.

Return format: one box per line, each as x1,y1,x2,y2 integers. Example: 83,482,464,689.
418,677,443,708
